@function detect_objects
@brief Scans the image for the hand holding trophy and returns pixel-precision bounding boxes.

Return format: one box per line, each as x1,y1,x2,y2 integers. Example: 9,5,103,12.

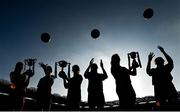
55,60,71,80
24,58,37,77
128,52,142,70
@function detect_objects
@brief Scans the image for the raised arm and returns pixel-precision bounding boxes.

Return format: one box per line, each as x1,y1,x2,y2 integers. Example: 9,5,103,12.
84,58,94,78
10,72,15,83
129,67,137,76
100,59,108,80
39,62,48,75
146,52,155,76
158,46,173,69
128,59,138,76
63,78,69,89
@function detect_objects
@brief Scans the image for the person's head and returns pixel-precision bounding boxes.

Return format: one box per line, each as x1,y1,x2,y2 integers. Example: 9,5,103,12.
72,65,80,74
111,54,120,66
46,66,52,76
14,62,23,73
91,63,98,72
155,57,165,66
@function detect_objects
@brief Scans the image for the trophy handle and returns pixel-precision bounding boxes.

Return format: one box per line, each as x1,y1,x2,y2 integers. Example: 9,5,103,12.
128,53,131,70
54,62,58,78
24,59,27,72
137,52,142,68
32,61,35,75
67,63,71,79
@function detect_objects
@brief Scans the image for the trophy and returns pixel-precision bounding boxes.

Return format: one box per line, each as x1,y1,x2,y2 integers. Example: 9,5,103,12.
55,60,71,79
128,52,142,70
10,58,36,90
24,58,37,77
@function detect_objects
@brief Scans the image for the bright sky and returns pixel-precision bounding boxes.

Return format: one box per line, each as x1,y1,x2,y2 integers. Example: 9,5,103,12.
0,0,180,101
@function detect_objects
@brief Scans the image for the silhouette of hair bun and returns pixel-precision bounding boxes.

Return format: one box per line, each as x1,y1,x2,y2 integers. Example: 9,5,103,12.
41,32,51,43
143,8,154,19
91,29,100,39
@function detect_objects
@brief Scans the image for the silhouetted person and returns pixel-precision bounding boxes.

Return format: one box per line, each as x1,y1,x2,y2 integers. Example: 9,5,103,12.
84,58,108,110
146,46,178,109
36,62,55,111
111,54,136,109
9,62,34,111
59,64,83,110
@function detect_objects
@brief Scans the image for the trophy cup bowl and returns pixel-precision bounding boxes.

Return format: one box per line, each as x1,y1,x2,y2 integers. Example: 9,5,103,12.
128,51,142,68
132,60,139,68
24,58,36,77
129,52,137,59
28,59,36,66
58,60,68,68
25,58,37,66
57,60,70,79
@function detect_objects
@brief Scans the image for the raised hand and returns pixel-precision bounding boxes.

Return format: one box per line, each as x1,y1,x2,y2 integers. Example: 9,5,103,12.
39,62,49,75
100,59,103,68
132,60,139,68
39,62,46,68
25,69,34,77
158,46,165,53
148,52,155,61
59,71,67,79
90,58,94,65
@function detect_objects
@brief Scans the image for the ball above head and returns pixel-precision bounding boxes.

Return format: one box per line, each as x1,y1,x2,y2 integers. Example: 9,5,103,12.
41,32,51,43
143,8,154,19
91,29,100,39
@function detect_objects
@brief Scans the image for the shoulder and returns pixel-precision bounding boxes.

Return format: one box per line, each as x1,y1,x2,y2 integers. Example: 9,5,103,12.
149,68,156,75
79,74,83,79
38,77,44,83
85,72,92,77
111,66,127,74
39,77,45,82
50,76,55,79
47,76,54,82
10,72,14,76
164,64,173,70
120,66,129,72
151,68,156,71
121,66,128,70
98,73,104,77
76,75,83,80
111,65,123,71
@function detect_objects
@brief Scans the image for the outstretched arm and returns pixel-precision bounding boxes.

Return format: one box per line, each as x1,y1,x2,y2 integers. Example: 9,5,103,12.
128,59,139,76
59,70,69,89
158,46,174,70
84,58,94,78
10,72,14,83
39,62,48,75
146,52,154,76
100,59,108,80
